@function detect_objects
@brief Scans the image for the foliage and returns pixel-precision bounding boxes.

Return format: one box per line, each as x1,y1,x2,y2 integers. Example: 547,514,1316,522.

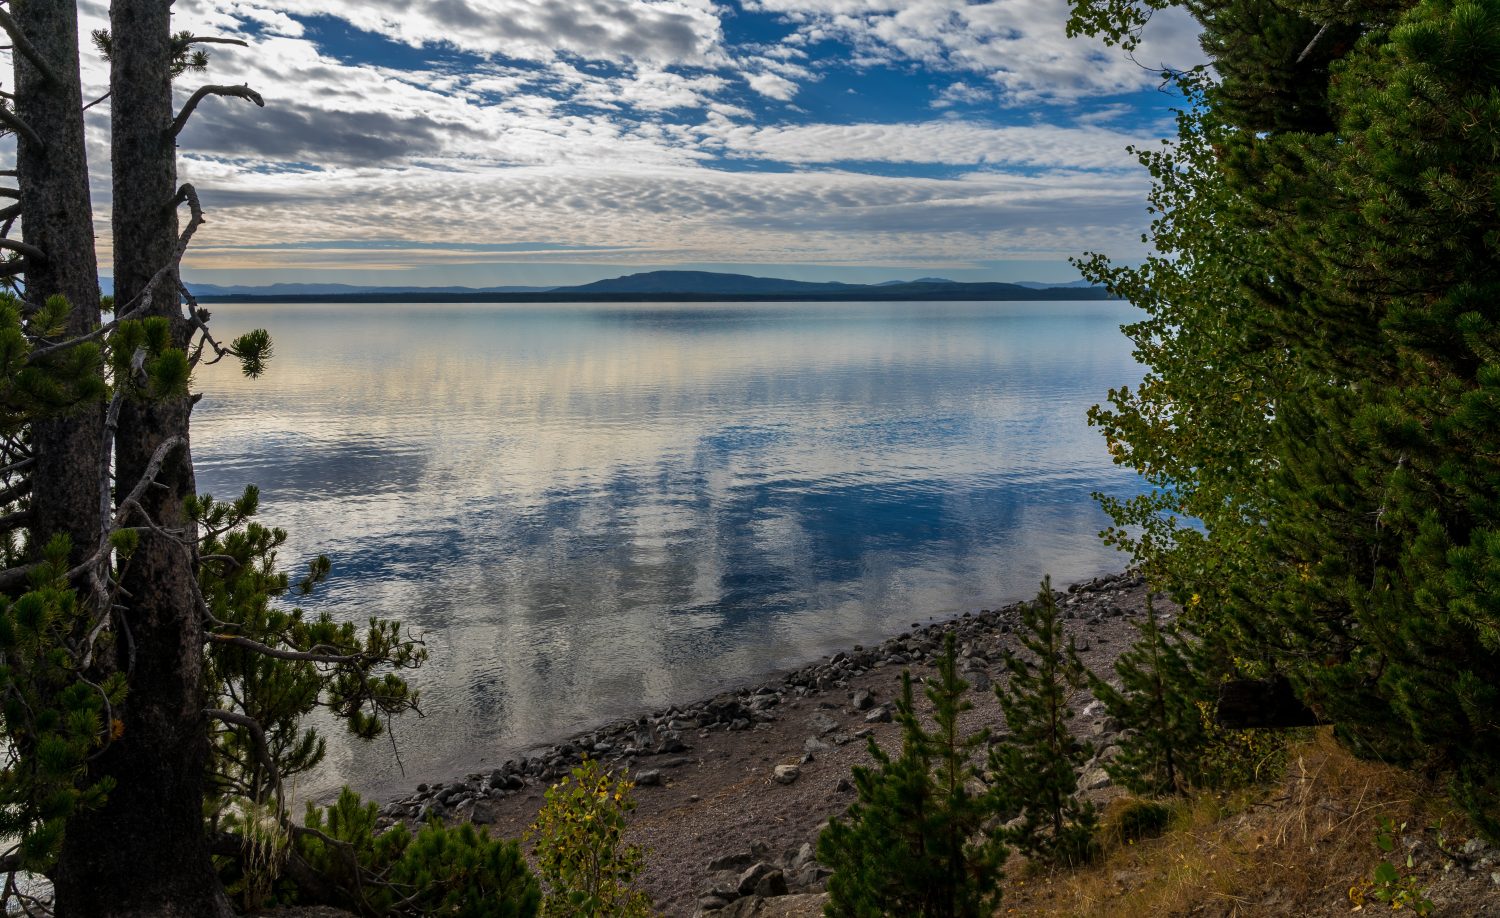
1348,817,1436,914
199,483,426,820
819,634,1005,918
1088,599,1210,795
527,757,651,918
1069,0,1500,840
299,787,541,917
1108,799,1173,844
0,538,126,871
989,581,1098,868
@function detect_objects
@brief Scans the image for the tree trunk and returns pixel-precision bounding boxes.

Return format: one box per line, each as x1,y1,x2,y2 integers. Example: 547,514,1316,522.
12,0,103,567
53,1,229,914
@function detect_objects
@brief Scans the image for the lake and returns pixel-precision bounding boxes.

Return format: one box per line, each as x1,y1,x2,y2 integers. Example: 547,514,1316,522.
192,299,1147,800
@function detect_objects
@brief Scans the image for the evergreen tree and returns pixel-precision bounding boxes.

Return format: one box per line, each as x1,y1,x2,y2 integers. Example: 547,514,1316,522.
1069,0,1500,838
819,634,1005,918
1088,598,1210,796
989,581,1098,867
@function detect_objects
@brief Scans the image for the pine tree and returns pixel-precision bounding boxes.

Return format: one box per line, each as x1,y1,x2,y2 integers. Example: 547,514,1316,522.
1088,598,1211,796
1068,0,1500,839
989,581,1098,867
819,634,1005,918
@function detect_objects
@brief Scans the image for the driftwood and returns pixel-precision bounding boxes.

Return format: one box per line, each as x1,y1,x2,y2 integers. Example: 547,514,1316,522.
1216,675,1323,729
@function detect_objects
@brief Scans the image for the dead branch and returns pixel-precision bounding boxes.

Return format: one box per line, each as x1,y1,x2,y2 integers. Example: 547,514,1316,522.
204,708,284,816
81,90,109,113
0,8,61,86
170,83,262,138
0,104,42,150
180,36,250,49
0,477,32,506
0,507,30,532
0,237,44,262
204,633,364,665
0,562,40,593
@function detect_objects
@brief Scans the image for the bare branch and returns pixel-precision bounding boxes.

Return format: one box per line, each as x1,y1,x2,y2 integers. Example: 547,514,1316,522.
82,90,110,113
0,477,32,507
205,708,283,815
0,507,30,532
0,238,43,262
170,83,263,138
0,105,43,150
0,8,61,86
180,36,250,49
205,633,363,665
0,562,40,593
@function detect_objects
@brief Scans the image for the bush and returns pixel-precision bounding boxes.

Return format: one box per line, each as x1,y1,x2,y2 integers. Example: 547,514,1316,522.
528,757,652,918
297,787,540,917
1109,799,1174,844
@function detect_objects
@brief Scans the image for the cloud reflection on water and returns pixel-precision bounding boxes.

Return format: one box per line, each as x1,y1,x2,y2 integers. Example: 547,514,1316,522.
192,300,1145,798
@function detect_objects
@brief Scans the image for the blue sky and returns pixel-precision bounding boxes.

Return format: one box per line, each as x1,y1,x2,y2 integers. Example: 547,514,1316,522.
76,0,1206,287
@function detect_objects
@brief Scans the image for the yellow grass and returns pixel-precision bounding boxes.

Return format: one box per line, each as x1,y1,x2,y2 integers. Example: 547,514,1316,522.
999,729,1467,917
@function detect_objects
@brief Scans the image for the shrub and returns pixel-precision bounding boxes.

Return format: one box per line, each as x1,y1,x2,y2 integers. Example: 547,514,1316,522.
298,787,540,917
528,757,652,918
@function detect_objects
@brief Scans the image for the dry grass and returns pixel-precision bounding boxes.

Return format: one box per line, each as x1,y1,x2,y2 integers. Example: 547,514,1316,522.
999,729,1476,917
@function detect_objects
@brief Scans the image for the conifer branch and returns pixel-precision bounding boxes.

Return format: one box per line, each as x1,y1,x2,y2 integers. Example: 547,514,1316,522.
170,83,263,138
0,104,43,150
0,9,61,86
204,633,366,665
204,708,284,814
0,237,44,262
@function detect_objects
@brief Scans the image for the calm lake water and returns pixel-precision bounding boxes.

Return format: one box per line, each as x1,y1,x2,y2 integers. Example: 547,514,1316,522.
193,299,1146,799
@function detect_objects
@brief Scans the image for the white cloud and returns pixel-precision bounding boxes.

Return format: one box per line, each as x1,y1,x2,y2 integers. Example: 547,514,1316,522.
743,0,1205,103
746,71,799,101
693,120,1149,170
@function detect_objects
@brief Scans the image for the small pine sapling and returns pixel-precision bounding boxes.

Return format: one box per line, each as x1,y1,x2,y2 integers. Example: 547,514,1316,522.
989,579,1099,867
1088,596,1209,795
819,634,1005,918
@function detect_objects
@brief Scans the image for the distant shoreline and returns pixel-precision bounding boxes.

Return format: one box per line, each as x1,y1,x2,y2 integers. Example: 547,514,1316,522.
197,288,1119,305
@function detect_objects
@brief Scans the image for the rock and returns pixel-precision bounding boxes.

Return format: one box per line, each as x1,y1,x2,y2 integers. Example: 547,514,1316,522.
709,850,755,872
635,769,663,787
1077,765,1112,791
699,893,733,911
864,706,892,724
773,764,801,785
835,777,854,793
809,712,838,736
737,862,780,897
850,689,874,711
803,736,830,754
790,842,815,871
755,868,789,898
718,893,830,917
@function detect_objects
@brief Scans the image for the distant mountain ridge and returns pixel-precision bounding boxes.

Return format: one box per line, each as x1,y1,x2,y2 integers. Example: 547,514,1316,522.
154,270,1113,303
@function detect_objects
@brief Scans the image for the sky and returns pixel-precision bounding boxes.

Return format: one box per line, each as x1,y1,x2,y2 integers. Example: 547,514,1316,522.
71,0,1207,288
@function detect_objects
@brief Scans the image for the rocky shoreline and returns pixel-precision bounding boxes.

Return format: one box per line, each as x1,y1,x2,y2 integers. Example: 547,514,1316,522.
367,570,1161,916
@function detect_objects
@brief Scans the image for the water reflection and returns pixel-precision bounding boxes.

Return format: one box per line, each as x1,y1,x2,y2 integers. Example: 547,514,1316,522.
193,300,1145,799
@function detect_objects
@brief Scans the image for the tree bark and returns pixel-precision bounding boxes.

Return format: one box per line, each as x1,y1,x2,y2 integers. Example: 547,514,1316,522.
53,1,230,914
11,0,103,567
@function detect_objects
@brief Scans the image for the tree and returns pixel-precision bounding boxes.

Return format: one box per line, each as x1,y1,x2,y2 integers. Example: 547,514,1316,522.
1088,598,1209,796
0,3,431,914
818,635,1005,918
1069,0,1500,838
989,581,1097,868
